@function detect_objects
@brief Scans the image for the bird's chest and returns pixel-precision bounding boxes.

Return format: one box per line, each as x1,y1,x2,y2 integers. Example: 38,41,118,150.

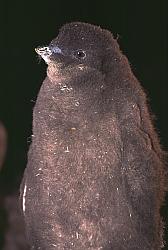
23,114,123,243
28,124,120,200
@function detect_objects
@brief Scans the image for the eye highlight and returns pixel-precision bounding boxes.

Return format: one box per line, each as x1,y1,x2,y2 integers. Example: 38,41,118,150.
73,50,86,59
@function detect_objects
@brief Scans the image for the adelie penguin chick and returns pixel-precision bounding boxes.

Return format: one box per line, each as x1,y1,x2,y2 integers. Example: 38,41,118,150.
20,22,166,250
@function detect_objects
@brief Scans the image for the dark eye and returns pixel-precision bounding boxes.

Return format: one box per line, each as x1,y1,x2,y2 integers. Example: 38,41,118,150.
74,50,86,59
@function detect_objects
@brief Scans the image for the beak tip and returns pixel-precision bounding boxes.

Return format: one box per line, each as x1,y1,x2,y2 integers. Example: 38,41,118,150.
34,46,52,55
35,47,40,54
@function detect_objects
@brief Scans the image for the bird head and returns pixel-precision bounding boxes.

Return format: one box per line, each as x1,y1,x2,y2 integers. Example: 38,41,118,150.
35,22,121,76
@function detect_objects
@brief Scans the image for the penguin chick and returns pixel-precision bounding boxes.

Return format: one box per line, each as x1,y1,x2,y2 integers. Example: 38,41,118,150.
20,22,166,250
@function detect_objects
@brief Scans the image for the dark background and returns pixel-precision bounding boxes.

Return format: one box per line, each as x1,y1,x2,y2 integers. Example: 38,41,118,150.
0,0,167,248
